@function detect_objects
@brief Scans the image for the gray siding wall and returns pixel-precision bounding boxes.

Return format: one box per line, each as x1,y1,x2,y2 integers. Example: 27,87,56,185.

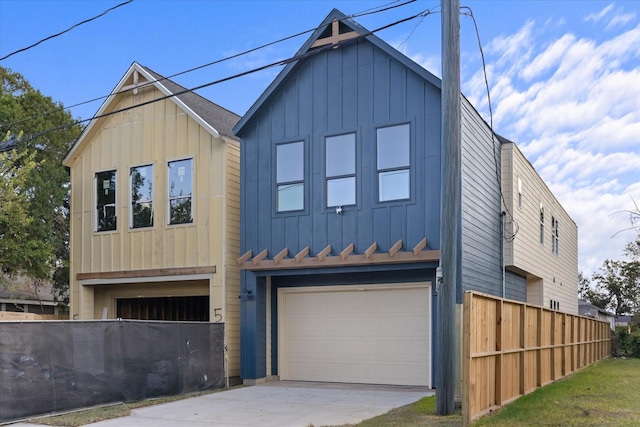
240,40,442,260
460,97,503,298
505,270,527,302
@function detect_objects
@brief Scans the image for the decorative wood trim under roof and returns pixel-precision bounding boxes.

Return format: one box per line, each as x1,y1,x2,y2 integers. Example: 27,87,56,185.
237,238,438,271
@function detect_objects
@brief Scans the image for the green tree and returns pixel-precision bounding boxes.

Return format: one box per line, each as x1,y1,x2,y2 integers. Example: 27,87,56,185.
0,67,82,308
589,235,640,317
0,149,44,279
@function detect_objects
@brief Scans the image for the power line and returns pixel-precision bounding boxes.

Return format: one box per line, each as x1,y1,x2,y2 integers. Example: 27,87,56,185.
0,0,134,61
19,8,436,143
1,0,419,131
461,6,519,242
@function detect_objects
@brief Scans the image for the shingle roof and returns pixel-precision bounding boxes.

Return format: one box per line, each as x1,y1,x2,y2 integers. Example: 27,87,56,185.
141,65,240,140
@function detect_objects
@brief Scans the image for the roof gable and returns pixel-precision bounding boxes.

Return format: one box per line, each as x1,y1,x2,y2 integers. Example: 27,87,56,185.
233,8,441,136
63,62,240,166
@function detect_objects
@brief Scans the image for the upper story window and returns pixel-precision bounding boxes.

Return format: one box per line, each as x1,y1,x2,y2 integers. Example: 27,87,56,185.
168,158,193,225
552,216,559,256
276,141,304,212
325,133,355,207
539,204,545,244
130,164,153,228
377,123,410,202
95,170,117,232
517,178,523,208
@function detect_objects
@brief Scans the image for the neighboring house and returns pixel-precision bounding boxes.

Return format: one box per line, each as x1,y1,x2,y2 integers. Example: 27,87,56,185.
234,9,511,387
501,138,579,314
579,299,615,330
616,315,632,329
0,276,61,316
63,63,242,376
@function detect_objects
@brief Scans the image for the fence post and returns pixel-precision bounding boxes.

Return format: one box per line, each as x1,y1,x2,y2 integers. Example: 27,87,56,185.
462,292,472,427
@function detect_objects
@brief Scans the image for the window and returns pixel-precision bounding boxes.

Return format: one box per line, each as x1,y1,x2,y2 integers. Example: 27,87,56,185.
539,204,545,244
130,164,153,228
168,159,193,224
517,178,523,208
377,124,410,202
552,216,559,255
550,299,560,310
276,141,304,212
95,170,117,231
326,133,355,207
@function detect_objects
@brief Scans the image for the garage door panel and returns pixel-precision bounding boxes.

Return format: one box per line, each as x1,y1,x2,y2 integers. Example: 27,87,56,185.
280,284,430,387
287,316,325,337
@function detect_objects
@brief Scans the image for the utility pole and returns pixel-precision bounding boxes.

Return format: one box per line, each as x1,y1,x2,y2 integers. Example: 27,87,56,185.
437,0,460,416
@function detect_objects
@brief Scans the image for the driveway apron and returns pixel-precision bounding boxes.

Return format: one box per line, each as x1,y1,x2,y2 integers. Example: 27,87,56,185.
15,382,432,427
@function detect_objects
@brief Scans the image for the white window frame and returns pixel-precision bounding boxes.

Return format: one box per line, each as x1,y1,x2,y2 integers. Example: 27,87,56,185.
552,216,559,256
130,164,154,229
167,158,194,225
376,123,410,202
95,169,117,232
325,132,356,208
539,203,545,245
517,178,523,208
276,141,305,213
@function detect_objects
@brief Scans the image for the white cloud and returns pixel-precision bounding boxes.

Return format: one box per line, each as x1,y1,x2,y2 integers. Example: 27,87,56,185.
585,3,637,31
585,3,615,23
409,52,441,79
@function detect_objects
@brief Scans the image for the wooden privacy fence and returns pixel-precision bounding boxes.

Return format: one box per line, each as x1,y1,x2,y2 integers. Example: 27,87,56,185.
462,291,610,426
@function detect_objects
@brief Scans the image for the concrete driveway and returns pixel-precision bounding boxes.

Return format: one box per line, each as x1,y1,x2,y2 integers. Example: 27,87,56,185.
13,382,433,427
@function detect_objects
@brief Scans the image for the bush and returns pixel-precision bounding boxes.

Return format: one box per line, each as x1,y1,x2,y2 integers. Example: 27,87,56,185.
627,332,640,358
612,326,640,358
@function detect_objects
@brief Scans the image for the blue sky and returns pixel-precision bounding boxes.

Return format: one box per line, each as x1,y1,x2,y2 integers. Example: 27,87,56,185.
1,0,639,276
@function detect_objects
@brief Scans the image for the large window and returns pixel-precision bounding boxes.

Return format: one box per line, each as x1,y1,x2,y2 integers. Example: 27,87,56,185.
552,216,559,256
377,124,410,202
95,170,117,232
276,141,304,212
326,133,355,207
168,159,193,225
130,164,153,228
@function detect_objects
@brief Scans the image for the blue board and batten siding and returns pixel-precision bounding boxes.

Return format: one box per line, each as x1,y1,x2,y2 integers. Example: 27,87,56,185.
238,39,444,381
236,9,506,382
240,40,442,258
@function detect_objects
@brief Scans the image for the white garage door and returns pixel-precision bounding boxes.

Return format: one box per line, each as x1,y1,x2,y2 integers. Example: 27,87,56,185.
278,283,430,387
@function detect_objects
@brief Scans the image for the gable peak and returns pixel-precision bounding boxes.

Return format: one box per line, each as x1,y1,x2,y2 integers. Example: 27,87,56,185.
311,17,360,49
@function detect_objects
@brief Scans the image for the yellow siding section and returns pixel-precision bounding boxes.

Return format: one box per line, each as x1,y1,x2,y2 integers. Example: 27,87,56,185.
224,140,241,377
69,87,221,274
502,143,579,314
66,70,241,376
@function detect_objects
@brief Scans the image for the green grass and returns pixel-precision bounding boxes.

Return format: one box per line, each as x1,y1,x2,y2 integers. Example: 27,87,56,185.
335,358,640,427
473,358,640,427
324,395,461,427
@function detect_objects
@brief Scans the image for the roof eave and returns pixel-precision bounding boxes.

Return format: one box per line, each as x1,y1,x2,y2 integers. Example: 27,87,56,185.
63,62,227,167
